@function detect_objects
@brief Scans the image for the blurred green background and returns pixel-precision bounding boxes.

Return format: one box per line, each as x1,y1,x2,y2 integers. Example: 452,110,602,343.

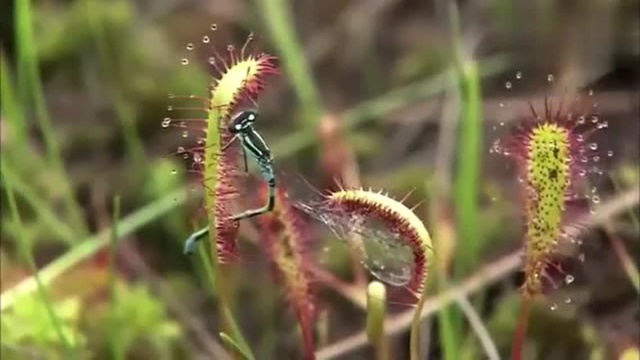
1,0,639,359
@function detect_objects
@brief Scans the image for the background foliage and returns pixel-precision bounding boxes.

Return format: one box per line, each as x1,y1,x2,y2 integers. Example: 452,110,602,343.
1,0,638,359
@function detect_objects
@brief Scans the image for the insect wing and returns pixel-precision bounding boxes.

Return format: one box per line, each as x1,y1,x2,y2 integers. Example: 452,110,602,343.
350,219,415,286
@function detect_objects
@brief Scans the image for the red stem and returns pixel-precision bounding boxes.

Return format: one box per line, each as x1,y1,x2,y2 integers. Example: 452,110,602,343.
512,296,531,360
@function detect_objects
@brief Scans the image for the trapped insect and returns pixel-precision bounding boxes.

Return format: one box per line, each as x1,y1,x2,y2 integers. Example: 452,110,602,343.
183,109,277,255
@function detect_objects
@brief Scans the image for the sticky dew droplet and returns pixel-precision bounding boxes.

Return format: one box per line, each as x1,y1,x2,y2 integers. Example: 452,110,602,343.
505,81,512,89
211,23,218,31
547,74,554,82
161,117,171,128
516,71,522,79
202,35,210,43
186,43,194,51
182,130,189,138
181,58,189,65
565,274,575,284
550,303,558,311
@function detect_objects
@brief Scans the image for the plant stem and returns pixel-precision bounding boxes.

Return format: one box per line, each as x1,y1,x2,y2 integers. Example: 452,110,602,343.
0,187,189,312
15,0,88,236
511,296,531,360
409,288,429,360
257,0,323,127
108,196,126,360
1,160,74,353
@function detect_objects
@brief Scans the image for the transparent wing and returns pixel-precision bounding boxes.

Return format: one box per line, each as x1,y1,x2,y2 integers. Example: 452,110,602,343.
297,203,415,286
349,217,415,286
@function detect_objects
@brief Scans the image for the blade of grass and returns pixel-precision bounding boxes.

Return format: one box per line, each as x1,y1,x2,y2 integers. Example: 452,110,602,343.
1,159,73,352
427,71,462,360
453,293,500,360
610,174,640,234
442,1,486,358
108,196,125,360
194,235,254,360
220,332,254,360
0,187,188,311
607,230,640,292
83,0,146,166
14,0,87,236
449,0,483,280
2,163,77,244
1,56,29,148
256,0,323,127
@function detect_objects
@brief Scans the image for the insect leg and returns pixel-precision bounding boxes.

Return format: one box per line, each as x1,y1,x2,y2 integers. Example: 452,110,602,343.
221,134,239,151
183,227,210,255
230,158,276,221
241,145,248,173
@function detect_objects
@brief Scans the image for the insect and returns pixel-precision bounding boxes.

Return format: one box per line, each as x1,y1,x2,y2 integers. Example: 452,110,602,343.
183,109,276,255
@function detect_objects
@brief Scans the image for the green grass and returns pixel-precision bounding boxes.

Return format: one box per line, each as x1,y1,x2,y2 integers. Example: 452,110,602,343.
257,0,323,128
1,3,541,358
14,0,88,237
1,160,74,354
108,196,125,360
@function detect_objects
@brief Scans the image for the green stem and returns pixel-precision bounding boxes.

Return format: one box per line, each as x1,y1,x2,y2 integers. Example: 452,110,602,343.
0,187,189,312
2,164,77,244
409,285,429,360
84,0,146,167
1,160,74,352
257,0,323,127
14,0,88,236
108,196,126,360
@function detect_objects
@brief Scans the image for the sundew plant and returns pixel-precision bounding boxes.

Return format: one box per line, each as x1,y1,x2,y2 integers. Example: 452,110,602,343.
493,93,610,359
